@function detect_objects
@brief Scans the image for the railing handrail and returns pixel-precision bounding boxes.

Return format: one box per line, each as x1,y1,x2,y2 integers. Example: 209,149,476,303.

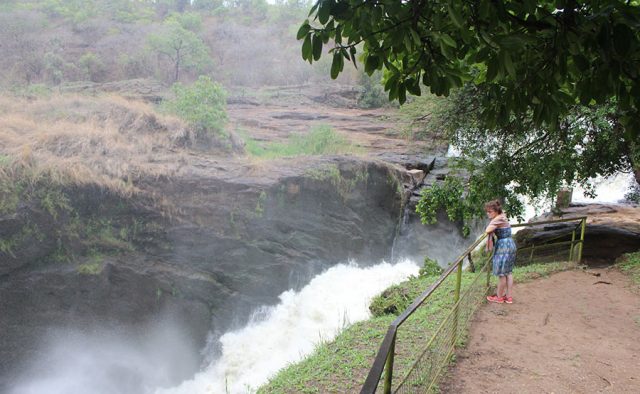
360,216,587,394
360,232,489,393
511,216,587,228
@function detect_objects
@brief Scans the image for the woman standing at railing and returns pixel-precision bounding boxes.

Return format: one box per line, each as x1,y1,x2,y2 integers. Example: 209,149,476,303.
484,200,517,304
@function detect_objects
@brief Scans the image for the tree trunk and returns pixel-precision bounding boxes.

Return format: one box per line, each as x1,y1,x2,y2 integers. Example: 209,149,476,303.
174,54,180,83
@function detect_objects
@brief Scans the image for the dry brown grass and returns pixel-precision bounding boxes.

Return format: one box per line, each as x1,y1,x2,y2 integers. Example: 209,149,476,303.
0,93,193,197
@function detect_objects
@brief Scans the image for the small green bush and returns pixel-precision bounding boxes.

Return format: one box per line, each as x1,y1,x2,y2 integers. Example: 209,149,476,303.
419,257,443,277
164,76,228,138
369,284,413,317
357,70,388,109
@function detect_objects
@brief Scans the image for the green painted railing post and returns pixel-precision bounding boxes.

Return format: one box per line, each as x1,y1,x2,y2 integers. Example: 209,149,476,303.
383,332,396,394
577,217,586,263
452,261,463,347
486,252,491,291
569,230,576,261
529,245,535,264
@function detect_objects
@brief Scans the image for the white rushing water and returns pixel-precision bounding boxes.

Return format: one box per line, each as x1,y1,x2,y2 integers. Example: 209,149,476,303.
447,144,635,221
158,259,419,394
521,172,635,222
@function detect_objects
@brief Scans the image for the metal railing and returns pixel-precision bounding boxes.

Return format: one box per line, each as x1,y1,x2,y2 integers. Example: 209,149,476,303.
360,216,587,394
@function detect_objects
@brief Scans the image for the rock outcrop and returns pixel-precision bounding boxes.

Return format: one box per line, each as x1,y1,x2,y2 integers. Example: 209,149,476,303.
514,203,640,264
0,84,467,391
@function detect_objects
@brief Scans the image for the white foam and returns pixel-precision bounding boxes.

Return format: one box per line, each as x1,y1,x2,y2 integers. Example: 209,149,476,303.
159,259,419,394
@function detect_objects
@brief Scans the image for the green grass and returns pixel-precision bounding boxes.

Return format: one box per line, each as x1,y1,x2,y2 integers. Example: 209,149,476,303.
617,251,640,287
76,252,104,275
244,125,362,159
258,260,577,394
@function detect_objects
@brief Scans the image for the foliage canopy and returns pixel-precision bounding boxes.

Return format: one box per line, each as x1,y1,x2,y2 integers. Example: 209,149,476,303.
300,0,640,226
299,0,640,139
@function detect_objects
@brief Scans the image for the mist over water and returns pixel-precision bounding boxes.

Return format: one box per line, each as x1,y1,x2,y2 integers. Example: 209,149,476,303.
9,319,201,394
8,260,418,394
159,260,419,394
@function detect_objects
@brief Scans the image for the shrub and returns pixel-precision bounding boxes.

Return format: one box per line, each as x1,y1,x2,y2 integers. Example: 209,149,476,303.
164,75,228,139
369,284,413,317
419,257,443,277
356,70,388,109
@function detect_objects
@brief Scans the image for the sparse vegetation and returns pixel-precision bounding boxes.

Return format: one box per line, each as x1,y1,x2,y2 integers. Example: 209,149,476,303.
0,1,360,89
76,251,103,275
245,125,361,159
617,251,640,287
304,162,369,201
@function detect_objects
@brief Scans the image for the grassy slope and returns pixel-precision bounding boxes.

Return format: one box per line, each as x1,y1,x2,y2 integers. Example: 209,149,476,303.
0,93,189,197
258,261,577,393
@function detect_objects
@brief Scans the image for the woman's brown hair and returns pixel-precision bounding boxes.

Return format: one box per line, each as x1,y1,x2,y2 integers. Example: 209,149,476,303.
484,199,503,214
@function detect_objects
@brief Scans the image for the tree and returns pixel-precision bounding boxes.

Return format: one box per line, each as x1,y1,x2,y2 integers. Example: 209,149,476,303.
0,12,47,84
78,51,106,82
299,0,640,223
147,20,210,82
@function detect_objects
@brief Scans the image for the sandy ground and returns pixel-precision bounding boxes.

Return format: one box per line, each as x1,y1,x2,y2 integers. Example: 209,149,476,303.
442,269,640,393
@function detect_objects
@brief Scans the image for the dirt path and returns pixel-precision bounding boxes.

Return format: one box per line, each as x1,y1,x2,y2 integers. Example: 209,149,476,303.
442,269,640,393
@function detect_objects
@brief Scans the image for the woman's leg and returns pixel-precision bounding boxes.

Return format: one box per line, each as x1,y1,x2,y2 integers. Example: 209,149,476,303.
497,275,507,297
505,273,513,298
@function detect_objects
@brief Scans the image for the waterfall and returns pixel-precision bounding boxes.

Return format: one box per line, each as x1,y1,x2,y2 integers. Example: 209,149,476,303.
157,260,419,394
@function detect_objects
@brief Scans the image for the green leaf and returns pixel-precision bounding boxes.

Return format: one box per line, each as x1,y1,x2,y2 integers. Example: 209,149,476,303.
365,54,379,75
613,24,633,56
398,82,407,104
502,51,516,79
573,54,590,72
410,28,421,45
312,35,323,61
349,46,358,68
308,2,319,17
296,22,310,41
330,53,344,79
440,33,457,48
318,0,331,25
302,34,312,61
447,3,464,28
406,78,421,96
486,57,499,82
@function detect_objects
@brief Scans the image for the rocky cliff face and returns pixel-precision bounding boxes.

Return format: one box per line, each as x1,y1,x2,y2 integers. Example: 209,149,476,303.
0,84,469,391
0,156,413,389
